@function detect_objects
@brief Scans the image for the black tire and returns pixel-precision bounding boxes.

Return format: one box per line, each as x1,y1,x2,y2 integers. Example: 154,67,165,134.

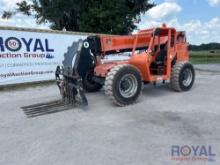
104,64,142,106
171,62,195,91
83,71,102,92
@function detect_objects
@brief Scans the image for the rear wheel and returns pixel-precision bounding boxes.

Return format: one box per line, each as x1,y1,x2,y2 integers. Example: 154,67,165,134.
105,64,142,106
171,62,195,91
83,71,102,92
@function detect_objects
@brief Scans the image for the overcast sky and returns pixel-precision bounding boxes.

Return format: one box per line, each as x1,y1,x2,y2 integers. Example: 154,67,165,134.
0,0,220,45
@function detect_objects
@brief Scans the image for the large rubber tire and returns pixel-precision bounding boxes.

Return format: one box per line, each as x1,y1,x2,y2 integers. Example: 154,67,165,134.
83,71,102,92
104,64,142,106
171,62,195,92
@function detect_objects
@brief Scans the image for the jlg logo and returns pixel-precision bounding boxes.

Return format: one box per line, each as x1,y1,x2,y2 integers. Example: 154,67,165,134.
0,37,54,52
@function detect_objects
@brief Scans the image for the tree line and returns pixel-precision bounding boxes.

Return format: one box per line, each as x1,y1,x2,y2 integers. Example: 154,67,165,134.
189,43,220,51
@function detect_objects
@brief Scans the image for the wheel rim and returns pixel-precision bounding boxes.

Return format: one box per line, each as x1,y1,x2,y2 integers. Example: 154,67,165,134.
181,68,193,87
119,74,138,98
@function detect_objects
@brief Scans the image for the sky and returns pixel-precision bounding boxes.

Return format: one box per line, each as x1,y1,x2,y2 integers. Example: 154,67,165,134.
0,0,220,45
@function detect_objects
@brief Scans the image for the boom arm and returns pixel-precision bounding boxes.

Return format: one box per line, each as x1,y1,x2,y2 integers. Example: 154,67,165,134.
99,33,152,54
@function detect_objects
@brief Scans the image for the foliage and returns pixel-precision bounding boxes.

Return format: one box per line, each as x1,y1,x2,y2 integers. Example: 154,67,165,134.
189,43,220,51
2,0,154,34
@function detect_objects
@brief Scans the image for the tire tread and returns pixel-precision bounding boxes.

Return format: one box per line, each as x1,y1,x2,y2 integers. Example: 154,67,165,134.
104,64,142,106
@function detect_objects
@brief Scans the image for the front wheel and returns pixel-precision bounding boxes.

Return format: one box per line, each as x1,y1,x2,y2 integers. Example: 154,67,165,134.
104,64,142,106
171,62,195,91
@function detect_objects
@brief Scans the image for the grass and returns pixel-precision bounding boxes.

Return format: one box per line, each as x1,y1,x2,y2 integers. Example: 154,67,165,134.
190,50,220,64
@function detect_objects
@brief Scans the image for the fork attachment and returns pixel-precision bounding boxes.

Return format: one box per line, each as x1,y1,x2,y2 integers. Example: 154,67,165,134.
56,66,88,106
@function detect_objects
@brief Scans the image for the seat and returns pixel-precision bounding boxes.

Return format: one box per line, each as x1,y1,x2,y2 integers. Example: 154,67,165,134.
154,43,167,65
155,49,167,65
150,43,167,75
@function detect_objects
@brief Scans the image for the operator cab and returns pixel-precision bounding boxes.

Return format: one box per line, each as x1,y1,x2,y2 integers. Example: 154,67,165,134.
150,27,176,75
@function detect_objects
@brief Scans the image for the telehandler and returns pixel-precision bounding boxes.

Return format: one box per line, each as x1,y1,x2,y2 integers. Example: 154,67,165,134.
55,24,195,106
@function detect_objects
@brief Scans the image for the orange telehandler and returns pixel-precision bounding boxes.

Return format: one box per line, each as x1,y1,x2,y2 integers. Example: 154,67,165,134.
54,24,195,106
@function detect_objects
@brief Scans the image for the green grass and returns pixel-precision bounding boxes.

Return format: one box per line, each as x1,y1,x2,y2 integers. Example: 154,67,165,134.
190,50,220,64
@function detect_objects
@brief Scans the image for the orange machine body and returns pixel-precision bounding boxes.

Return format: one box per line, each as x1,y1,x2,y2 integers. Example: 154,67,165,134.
94,26,189,83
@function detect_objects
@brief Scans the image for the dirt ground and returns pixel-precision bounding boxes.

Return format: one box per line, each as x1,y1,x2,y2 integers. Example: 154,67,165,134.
0,70,220,165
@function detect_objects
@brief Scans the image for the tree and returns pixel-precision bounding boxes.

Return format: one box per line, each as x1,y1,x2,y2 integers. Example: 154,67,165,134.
189,43,220,51
2,0,154,34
